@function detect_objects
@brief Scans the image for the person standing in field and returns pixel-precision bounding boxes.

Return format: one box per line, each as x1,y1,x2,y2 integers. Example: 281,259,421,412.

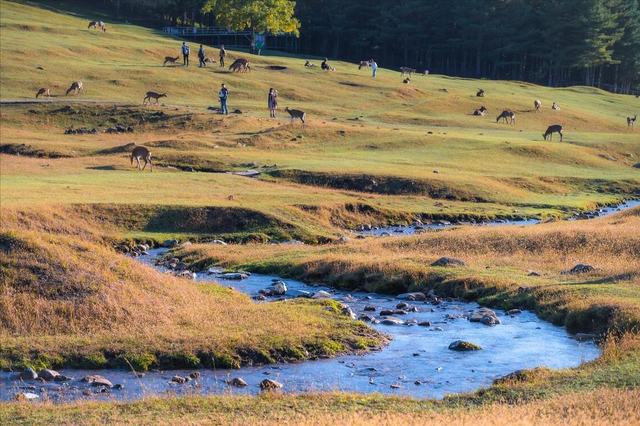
370,59,378,78
181,42,190,67
268,88,278,118
219,45,226,67
219,83,229,115
198,44,206,67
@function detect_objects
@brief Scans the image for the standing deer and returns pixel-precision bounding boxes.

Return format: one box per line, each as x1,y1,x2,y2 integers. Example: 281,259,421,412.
477,89,485,97
543,125,563,141
400,67,416,77
473,106,487,116
627,115,637,130
130,146,153,172
496,110,516,124
143,91,167,105
163,56,180,66
98,21,106,32
36,87,50,99
285,107,306,129
358,60,370,70
88,21,97,29
65,81,83,95
534,100,541,112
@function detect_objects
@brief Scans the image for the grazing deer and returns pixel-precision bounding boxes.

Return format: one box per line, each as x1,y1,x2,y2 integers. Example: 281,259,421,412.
130,146,153,172
98,21,106,32
477,89,485,97
65,81,83,95
543,125,563,141
473,106,487,116
285,107,306,128
36,87,50,99
422,70,429,76
496,110,516,124
163,56,180,66
552,102,560,110
88,21,97,29
359,60,370,70
627,115,637,130
400,67,416,77
143,91,167,105
534,100,541,112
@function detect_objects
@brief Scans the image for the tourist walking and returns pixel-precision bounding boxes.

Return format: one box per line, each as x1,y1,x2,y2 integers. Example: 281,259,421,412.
181,42,190,67
370,59,378,78
198,44,206,67
219,45,226,67
219,83,229,115
268,88,278,118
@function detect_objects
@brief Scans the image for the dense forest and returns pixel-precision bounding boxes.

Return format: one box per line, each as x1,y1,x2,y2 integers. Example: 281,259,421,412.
102,0,640,93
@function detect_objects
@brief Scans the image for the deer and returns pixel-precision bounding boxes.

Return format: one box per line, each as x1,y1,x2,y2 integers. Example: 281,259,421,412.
496,110,516,124
627,115,637,130
285,107,306,129
552,102,560,110
543,124,563,141
477,89,485,97
422,70,429,76
203,57,216,64
403,77,411,84
98,21,106,32
36,87,51,99
358,60,370,70
400,67,416,77
65,81,83,95
304,60,316,67
473,106,487,116
88,21,97,29
143,91,167,105
163,56,180,66
130,146,153,172
534,100,541,112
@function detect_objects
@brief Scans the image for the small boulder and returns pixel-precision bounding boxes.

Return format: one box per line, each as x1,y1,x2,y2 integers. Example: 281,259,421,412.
83,375,113,388
341,304,357,320
19,368,38,381
259,378,283,390
448,340,482,351
418,321,431,327
431,257,467,267
575,333,598,341
396,292,426,301
364,305,376,312
161,239,179,248
379,309,394,316
171,376,187,384
227,377,248,387
38,369,59,381
312,290,332,299
380,317,404,325
396,302,409,310
506,309,522,315
480,314,501,326
268,281,287,296
563,264,597,275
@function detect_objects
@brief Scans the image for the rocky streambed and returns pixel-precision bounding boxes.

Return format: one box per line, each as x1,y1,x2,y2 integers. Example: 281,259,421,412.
1,250,599,403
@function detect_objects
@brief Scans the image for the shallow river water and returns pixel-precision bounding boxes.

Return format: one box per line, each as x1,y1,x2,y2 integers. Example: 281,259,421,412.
0,249,600,403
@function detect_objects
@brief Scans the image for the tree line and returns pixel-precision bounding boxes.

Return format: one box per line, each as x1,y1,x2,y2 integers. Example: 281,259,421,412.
103,0,639,93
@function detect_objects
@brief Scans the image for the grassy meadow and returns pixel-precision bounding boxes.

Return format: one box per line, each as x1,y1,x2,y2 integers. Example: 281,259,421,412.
1,0,640,424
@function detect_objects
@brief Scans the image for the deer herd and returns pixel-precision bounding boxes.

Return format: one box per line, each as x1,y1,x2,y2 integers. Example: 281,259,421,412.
30,21,637,175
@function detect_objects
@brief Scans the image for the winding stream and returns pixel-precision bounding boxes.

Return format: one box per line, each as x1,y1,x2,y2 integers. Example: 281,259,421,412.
4,200,637,403
0,252,599,403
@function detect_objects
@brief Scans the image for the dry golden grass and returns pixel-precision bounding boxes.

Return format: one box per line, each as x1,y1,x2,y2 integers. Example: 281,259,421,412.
0,206,383,369
2,387,638,426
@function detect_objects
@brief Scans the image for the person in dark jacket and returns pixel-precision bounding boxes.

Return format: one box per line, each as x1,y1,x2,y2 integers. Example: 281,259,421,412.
198,44,206,67
181,42,190,67
219,83,229,115
268,88,278,118
219,45,226,67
